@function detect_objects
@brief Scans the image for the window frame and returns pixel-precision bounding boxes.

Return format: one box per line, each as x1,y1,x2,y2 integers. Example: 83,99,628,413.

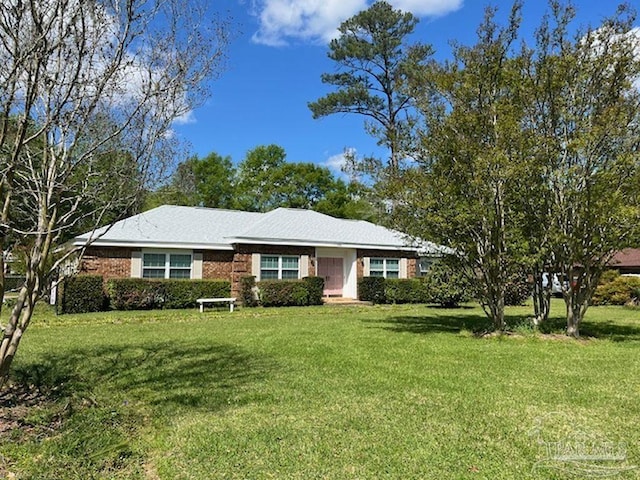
369,257,401,279
259,255,300,281
142,250,193,280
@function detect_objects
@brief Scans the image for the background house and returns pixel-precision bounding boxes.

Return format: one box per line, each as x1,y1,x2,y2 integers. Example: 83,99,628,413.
73,205,442,299
609,248,640,276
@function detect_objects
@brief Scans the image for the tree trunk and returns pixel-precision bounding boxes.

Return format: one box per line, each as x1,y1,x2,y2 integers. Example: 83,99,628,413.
565,300,580,338
0,284,36,388
482,277,506,331
0,256,4,314
493,295,505,331
531,270,551,327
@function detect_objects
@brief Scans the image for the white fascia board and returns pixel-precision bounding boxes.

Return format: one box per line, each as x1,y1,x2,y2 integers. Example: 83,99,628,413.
71,239,234,250
227,237,419,252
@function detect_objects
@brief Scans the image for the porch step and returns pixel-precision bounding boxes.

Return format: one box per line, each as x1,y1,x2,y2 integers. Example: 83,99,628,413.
323,297,372,306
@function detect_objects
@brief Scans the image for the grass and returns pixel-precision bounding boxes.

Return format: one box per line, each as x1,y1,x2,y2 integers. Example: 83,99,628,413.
1,300,640,479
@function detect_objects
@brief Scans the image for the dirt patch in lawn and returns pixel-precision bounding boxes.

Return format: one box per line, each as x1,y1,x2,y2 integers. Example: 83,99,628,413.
0,382,66,440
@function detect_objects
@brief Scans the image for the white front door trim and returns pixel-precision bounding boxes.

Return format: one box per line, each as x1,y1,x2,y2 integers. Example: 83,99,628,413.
315,247,357,298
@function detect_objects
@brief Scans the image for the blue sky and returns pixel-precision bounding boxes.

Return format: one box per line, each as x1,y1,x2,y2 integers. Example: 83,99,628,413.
172,1,637,176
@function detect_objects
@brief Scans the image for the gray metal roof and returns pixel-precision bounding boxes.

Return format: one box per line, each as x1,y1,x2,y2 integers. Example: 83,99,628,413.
229,207,413,249
75,205,426,251
75,205,263,249
74,205,414,250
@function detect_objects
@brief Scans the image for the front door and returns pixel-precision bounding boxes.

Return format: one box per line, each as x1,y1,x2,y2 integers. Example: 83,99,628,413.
317,257,344,297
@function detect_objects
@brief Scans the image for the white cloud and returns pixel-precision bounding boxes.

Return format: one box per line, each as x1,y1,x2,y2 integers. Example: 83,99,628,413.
392,0,462,17
250,0,463,46
587,25,640,91
627,27,640,90
324,148,356,178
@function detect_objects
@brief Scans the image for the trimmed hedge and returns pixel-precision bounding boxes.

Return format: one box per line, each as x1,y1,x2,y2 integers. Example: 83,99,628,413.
57,275,105,314
258,280,309,307
303,276,324,306
106,278,230,310
385,279,429,304
358,277,386,304
106,278,164,310
163,280,231,309
240,275,259,307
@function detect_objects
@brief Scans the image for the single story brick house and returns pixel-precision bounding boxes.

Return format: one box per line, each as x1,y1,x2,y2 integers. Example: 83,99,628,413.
73,205,443,299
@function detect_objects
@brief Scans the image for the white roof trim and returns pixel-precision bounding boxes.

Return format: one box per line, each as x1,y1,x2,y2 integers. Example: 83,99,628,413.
226,237,418,252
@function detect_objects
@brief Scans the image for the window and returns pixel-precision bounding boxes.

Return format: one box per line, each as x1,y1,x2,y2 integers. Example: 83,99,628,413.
260,255,299,280
369,258,400,279
143,252,192,279
418,257,435,276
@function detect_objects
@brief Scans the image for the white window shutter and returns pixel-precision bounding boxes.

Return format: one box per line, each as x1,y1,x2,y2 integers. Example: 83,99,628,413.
363,257,370,276
251,253,261,280
300,255,309,278
131,251,142,278
192,252,203,279
400,258,408,279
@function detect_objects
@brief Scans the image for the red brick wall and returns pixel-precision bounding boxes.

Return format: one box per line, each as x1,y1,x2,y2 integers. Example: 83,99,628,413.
81,247,136,279
200,250,234,279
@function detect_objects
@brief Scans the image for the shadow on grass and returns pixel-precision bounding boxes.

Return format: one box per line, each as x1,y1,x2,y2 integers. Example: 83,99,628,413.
9,341,275,413
580,320,640,342
373,308,640,341
372,312,494,335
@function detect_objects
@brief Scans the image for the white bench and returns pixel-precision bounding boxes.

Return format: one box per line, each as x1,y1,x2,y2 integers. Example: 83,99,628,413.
196,297,237,313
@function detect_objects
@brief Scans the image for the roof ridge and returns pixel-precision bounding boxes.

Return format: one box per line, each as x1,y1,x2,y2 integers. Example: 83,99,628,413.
159,204,261,214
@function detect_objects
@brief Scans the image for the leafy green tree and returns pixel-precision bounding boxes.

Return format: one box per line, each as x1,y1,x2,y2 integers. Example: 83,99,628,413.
314,181,378,221
145,152,235,209
397,2,526,331
234,144,369,217
194,152,235,208
234,145,288,211
394,1,640,337
309,1,433,170
520,2,640,336
147,158,200,208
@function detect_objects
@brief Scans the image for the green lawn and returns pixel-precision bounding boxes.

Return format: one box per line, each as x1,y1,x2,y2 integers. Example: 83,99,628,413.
2,301,640,479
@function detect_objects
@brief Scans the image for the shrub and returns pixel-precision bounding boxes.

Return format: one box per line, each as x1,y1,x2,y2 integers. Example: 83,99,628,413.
106,278,230,310
504,274,532,306
162,280,230,309
258,280,309,307
358,277,386,304
240,276,259,307
57,275,105,314
599,269,620,284
422,259,475,307
3,275,24,292
592,275,640,306
106,278,163,310
303,276,325,306
385,279,429,304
